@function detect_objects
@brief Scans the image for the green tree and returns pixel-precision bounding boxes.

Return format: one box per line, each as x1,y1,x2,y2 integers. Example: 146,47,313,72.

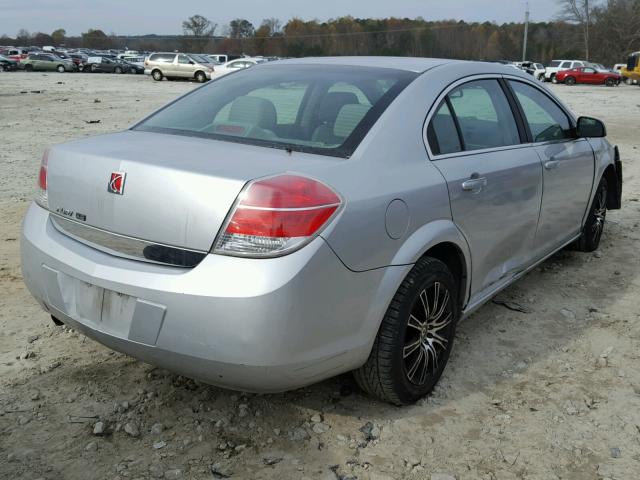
51,28,66,45
81,29,112,49
229,19,255,38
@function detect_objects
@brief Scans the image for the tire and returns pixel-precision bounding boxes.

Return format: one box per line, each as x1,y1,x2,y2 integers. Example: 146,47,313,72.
605,78,615,87
114,66,122,74
537,73,545,82
78,65,84,72
152,69,163,81
574,177,608,252
551,73,558,84
24,64,33,72
565,76,576,85
195,71,207,83
354,257,459,405
57,65,65,73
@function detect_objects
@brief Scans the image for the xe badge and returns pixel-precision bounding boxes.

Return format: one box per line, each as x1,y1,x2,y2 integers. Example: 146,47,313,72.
108,172,126,195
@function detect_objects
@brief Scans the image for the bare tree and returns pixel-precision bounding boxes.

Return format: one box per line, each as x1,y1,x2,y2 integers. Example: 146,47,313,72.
557,0,600,60
261,18,282,35
182,14,217,51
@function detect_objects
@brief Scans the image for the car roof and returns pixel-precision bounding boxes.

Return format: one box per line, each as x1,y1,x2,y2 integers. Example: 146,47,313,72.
274,56,458,73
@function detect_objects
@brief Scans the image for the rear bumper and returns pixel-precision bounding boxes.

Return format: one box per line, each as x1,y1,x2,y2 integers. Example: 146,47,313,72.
21,203,393,392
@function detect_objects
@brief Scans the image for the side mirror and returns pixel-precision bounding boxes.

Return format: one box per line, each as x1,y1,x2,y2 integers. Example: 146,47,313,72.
576,116,606,138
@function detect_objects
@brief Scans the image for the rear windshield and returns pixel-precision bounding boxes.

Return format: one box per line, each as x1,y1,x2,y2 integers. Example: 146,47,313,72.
549,61,561,67
134,64,417,158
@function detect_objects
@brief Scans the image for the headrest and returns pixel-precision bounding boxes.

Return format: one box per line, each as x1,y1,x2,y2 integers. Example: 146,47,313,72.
318,92,359,123
229,96,277,130
333,104,370,138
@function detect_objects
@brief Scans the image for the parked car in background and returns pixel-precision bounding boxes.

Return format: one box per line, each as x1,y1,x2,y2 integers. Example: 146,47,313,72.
556,66,621,86
86,56,129,74
21,53,76,72
22,57,622,405
0,48,29,62
0,54,19,71
544,59,586,82
207,54,242,65
118,59,144,74
68,53,88,71
145,53,214,82
211,57,267,77
120,55,145,67
613,63,626,75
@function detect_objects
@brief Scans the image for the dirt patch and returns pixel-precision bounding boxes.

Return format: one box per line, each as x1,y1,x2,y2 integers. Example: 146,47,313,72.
1,73,639,480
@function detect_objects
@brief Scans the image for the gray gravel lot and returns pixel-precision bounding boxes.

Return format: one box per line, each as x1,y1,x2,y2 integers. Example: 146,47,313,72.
1,72,639,480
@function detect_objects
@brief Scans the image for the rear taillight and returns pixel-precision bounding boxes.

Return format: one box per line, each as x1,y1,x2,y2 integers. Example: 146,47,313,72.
213,174,341,257
35,149,49,209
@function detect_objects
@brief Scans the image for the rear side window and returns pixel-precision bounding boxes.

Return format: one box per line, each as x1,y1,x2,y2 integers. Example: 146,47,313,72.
135,64,417,158
446,80,520,151
150,54,175,63
509,81,572,142
427,101,462,155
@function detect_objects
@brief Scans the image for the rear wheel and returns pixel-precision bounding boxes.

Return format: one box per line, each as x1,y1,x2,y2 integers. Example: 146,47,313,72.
354,257,459,405
114,66,122,74
565,76,576,85
574,177,608,252
152,69,163,81
605,77,616,87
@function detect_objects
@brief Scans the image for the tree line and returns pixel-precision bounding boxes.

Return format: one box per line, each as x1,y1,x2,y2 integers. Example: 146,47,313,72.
2,0,638,66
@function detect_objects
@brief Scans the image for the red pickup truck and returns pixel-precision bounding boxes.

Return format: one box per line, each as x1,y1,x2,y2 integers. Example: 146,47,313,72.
556,66,621,86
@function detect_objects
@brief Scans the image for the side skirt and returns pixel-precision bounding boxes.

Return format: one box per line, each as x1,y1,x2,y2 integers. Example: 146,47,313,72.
461,232,582,319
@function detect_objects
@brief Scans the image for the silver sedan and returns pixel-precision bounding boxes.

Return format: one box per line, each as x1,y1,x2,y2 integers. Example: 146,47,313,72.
21,57,622,405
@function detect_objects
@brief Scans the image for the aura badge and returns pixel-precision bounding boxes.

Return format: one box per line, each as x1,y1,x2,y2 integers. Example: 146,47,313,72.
108,172,126,195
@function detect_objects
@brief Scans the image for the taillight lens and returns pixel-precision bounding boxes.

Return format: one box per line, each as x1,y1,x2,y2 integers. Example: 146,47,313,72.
213,174,341,257
35,149,49,209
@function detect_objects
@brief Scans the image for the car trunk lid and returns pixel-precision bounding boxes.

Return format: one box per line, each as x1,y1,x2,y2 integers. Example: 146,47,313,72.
45,130,334,257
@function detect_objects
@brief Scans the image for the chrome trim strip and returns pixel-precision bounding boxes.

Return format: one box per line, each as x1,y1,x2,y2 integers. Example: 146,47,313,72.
50,213,206,268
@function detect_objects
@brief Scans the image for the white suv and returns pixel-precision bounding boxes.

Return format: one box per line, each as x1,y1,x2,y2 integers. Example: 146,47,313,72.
545,60,586,83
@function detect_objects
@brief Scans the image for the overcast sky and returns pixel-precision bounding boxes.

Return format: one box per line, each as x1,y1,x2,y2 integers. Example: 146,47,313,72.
1,0,561,37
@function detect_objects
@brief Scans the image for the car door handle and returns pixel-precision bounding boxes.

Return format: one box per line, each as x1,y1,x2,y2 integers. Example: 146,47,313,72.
544,160,560,170
461,177,488,192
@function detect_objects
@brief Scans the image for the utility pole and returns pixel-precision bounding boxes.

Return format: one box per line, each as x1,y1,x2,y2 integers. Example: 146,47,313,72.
522,1,530,62
585,0,590,60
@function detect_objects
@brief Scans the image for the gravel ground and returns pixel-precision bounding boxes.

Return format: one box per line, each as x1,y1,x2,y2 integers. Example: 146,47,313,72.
1,72,639,480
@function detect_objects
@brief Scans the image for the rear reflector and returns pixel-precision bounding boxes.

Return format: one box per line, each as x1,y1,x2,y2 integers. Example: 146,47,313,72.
213,174,341,257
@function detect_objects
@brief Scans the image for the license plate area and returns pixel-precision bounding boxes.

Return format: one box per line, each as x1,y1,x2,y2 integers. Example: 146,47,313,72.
56,271,135,338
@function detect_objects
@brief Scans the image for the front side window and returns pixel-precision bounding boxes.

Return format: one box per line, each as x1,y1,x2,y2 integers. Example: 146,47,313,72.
446,80,520,151
560,61,572,68
135,64,416,158
509,81,572,143
178,55,191,64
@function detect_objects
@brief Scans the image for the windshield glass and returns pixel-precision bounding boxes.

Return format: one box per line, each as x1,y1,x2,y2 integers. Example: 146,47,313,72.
135,64,417,158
